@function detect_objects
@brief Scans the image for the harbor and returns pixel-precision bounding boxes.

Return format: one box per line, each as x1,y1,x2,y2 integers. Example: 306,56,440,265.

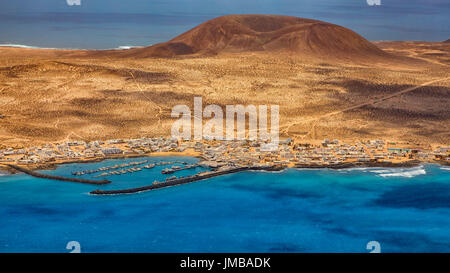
161,164,199,174
0,138,448,174
70,160,190,178
71,160,150,176
90,165,284,195
0,137,448,195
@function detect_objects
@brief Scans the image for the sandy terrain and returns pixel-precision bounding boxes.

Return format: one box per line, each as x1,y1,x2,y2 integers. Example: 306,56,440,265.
0,15,449,148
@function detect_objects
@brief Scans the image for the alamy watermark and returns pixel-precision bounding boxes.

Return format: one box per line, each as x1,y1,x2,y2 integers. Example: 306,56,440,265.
66,0,81,6
66,241,81,253
171,97,280,151
366,241,381,253
366,0,381,6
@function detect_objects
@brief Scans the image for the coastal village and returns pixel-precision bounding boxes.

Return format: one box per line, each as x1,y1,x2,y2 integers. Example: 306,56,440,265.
0,137,449,171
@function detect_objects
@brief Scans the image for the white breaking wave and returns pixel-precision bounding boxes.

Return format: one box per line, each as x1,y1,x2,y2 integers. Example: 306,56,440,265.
0,44,146,50
114,45,144,50
440,167,450,171
337,167,371,172
373,166,426,178
369,169,390,174
337,166,426,178
0,44,60,50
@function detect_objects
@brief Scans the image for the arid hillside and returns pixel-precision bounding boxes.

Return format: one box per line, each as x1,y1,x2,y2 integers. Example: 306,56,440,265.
106,15,390,62
0,16,449,148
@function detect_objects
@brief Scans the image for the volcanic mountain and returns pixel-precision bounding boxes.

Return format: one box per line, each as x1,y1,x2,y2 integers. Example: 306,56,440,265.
118,14,388,60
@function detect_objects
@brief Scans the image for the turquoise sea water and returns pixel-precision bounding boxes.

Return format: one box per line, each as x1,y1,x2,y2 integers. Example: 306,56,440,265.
1,157,450,253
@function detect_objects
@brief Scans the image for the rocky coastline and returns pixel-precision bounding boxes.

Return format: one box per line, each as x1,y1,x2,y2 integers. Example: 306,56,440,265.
2,156,448,177
295,160,424,169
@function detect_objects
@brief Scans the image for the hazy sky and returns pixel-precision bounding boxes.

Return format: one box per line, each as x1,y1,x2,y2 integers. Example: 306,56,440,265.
0,0,449,48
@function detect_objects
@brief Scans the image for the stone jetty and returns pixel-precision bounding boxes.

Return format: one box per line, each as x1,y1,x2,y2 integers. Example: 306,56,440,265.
6,164,111,185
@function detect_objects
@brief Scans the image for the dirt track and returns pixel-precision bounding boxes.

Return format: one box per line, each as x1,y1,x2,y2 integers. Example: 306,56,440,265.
281,76,450,137
0,39,449,147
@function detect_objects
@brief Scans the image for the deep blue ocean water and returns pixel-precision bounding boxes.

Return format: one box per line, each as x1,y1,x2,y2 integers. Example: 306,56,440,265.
0,0,449,49
1,156,450,253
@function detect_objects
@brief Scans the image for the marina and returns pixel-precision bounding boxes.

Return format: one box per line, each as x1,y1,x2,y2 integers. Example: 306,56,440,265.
161,164,199,174
71,160,190,178
90,165,283,195
71,160,150,175
94,163,156,177
1,138,448,174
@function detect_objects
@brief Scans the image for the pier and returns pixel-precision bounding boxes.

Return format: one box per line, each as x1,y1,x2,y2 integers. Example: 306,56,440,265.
161,164,199,174
90,166,283,195
6,164,111,185
94,163,156,177
72,160,149,175
73,160,188,176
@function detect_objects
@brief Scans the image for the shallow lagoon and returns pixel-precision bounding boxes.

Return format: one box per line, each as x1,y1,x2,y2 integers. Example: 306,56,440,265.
1,157,450,253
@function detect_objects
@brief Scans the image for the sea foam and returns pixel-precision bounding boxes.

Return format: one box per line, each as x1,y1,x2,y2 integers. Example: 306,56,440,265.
0,44,59,49
0,44,145,50
115,45,144,50
372,166,426,178
337,167,371,172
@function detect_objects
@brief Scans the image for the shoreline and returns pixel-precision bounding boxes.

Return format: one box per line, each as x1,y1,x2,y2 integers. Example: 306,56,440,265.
1,154,447,177
0,151,202,175
294,160,425,170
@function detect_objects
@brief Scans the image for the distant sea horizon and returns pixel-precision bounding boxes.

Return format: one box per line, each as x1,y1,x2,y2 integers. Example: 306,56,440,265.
0,0,449,49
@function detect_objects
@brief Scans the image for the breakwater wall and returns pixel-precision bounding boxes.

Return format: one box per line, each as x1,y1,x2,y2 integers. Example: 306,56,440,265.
6,164,111,185
91,165,283,195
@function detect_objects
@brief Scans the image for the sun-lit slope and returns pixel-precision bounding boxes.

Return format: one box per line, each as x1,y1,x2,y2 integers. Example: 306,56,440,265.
0,15,448,147
118,14,388,60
